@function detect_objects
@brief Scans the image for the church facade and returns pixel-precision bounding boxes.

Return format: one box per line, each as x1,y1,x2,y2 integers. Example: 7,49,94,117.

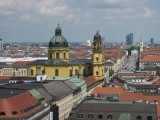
27,25,105,81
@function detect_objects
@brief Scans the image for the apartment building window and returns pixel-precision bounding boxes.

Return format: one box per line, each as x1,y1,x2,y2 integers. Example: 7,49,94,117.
98,114,103,119
12,111,18,115
0,112,6,116
77,113,83,118
136,116,142,120
88,114,93,118
107,115,113,119
55,69,59,76
147,116,152,120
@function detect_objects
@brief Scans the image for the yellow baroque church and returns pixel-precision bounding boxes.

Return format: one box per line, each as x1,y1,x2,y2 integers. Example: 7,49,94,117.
27,25,105,81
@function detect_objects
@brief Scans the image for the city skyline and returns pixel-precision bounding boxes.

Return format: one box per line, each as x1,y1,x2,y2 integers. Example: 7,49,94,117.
0,0,160,43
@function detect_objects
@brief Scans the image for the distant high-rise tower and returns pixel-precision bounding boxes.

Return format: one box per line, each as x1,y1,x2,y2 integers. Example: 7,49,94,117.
140,37,143,52
150,38,154,44
0,39,3,50
126,33,133,45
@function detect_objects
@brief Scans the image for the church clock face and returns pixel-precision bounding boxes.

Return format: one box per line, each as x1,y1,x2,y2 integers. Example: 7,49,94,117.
96,54,99,57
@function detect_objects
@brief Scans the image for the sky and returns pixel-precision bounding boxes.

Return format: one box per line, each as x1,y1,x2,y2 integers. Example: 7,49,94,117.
0,0,160,44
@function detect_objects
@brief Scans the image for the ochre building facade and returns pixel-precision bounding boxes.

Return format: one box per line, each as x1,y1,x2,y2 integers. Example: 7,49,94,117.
27,25,104,81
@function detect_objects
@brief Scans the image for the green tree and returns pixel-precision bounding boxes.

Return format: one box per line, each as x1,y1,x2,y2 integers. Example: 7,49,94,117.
109,69,114,78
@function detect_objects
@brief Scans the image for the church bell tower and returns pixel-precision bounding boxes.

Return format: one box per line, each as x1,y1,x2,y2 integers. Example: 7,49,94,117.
92,31,104,80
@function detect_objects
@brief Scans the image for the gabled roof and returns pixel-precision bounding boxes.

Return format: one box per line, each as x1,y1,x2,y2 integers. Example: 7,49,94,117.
43,81,74,100
63,80,81,94
0,91,43,118
37,88,54,101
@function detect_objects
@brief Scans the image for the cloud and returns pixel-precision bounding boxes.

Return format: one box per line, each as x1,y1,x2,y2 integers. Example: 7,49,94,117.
0,0,158,26
35,0,69,16
20,13,39,22
142,8,155,18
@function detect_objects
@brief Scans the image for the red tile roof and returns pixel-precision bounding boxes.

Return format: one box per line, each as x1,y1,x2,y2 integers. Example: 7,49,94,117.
0,76,12,81
102,49,126,59
13,61,31,65
92,87,125,94
0,91,43,118
85,76,98,87
141,49,160,55
141,56,160,62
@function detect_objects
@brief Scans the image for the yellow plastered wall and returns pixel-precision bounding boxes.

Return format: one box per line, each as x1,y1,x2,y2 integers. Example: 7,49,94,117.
48,48,69,62
45,66,70,77
93,65,104,80
28,65,45,77
93,53,103,63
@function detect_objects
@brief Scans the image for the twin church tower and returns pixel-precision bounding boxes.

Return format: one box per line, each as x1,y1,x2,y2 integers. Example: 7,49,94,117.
28,25,104,81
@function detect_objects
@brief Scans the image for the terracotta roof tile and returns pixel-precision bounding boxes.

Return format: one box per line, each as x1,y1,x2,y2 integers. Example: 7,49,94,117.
13,61,31,65
0,91,43,118
0,76,12,80
92,87,125,94
141,56,160,62
85,76,97,87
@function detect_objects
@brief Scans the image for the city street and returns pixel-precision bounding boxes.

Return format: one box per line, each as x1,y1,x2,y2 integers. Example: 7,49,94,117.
121,56,138,72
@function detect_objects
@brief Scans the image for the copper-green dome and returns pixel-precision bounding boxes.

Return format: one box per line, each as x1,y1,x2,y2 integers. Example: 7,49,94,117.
49,24,68,47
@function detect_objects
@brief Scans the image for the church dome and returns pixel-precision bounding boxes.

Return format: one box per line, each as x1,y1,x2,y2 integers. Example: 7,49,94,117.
49,24,68,47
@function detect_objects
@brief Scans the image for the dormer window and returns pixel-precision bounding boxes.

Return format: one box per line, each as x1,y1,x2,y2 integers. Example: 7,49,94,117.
0,112,6,116
12,111,18,115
